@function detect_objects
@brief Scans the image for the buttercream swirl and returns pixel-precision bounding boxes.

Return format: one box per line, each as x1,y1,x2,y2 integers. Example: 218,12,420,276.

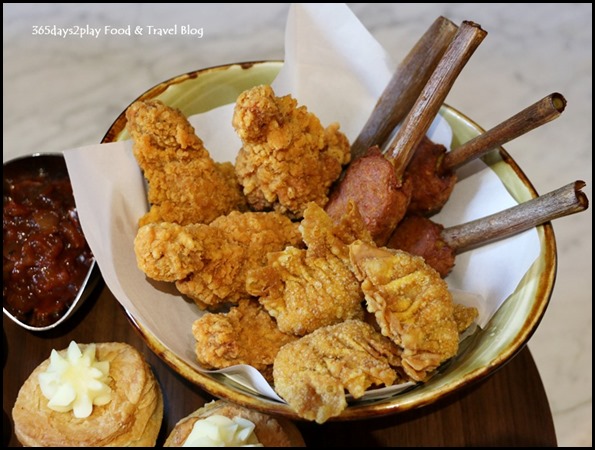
183,414,263,447
38,341,112,418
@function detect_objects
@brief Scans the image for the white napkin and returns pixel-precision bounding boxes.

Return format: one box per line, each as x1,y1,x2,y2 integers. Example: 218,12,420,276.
64,3,540,402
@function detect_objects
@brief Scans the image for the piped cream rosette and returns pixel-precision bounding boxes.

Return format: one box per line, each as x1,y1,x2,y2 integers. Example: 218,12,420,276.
164,400,305,447
37,341,112,418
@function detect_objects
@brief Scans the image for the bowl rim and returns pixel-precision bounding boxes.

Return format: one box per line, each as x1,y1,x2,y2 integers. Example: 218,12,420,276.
101,60,281,144
3,152,100,332
101,60,557,420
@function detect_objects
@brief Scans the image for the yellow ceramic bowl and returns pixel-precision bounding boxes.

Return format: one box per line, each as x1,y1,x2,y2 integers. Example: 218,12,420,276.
102,61,556,420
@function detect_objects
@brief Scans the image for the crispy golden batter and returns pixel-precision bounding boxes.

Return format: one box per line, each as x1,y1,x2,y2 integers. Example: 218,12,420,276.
12,343,163,447
273,320,403,423
135,222,245,308
349,241,465,382
247,247,364,336
453,302,479,333
233,85,350,218
134,211,301,309
245,202,372,336
299,201,373,263
192,299,296,377
126,99,246,226
134,222,237,282
209,210,302,256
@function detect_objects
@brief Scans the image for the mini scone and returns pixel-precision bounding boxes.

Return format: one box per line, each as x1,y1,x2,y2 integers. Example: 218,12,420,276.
12,341,163,447
164,400,305,447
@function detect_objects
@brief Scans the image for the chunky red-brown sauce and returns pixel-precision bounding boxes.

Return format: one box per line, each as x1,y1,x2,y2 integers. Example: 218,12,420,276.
3,157,94,327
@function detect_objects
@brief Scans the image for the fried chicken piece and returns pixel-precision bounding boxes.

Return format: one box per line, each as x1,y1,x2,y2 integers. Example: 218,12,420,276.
192,299,296,379
246,202,372,336
135,222,245,308
247,247,364,336
209,210,302,255
349,241,470,382
233,85,350,218
299,201,373,263
453,302,479,333
273,320,403,423
134,211,301,309
126,99,246,226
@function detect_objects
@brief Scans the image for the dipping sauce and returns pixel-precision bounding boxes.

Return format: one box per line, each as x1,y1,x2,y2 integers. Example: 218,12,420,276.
3,154,94,328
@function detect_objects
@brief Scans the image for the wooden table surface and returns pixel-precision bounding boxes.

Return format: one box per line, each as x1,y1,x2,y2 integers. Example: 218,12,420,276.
3,281,557,447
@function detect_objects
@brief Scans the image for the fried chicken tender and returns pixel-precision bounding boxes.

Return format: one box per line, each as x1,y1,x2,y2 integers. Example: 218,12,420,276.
246,202,367,336
134,211,301,309
349,241,470,382
210,210,301,252
126,99,246,226
273,320,403,423
192,299,296,379
247,247,364,336
233,85,350,218
134,222,244,307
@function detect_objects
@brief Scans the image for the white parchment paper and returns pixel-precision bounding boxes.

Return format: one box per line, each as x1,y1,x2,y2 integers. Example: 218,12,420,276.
64,4,540,401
